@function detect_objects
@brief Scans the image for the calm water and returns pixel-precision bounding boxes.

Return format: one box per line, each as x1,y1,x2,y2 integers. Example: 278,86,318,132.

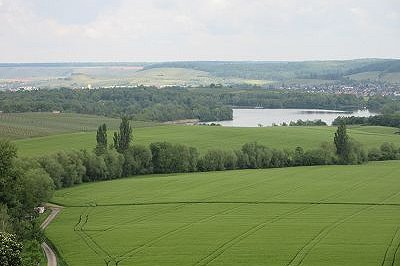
213,109,377,127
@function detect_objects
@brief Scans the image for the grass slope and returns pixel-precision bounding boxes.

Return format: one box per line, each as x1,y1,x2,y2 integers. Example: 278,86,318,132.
14,125,400,157
47,161,400,265
0,112,156,140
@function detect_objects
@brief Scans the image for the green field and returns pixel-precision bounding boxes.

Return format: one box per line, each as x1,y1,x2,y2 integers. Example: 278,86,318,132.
47,161,400,265
14,125,400,157
0,112,156,140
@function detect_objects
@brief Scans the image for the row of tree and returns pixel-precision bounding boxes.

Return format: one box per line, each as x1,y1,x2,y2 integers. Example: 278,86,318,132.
26,121,399,190
332,114,400,128
287,119,327,126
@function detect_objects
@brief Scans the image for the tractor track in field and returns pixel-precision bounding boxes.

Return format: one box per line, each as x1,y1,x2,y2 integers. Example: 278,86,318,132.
75,203,192,263
65,200,400,208
74,207,116,264
66,170,400,265
287,189,400,266
193,204,313,266
286,205,370,266
391,240,400,266
192,175,399,266
100,202,188,234
117,204,245,263
381,227,400,266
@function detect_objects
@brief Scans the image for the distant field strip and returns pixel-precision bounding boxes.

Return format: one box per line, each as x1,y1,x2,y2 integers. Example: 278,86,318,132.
14,125,400,156
46,162,400,265
0,112,156,140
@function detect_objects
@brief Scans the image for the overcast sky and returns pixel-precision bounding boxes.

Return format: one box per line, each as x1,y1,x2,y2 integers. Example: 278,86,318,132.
0,0,399,62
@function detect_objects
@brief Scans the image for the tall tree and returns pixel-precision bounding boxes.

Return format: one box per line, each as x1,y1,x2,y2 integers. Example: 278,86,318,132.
95,123,108,155
113,117,133,153
334,123,350,163
0,140,18,211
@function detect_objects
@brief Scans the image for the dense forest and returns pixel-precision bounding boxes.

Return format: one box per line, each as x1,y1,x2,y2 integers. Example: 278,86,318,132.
2,86,400,122
0,87,232,122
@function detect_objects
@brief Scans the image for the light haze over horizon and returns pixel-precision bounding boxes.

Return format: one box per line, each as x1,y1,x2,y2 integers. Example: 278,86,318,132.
0,0,399,63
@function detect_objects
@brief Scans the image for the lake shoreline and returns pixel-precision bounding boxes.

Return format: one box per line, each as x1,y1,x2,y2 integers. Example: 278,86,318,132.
210,108,377,127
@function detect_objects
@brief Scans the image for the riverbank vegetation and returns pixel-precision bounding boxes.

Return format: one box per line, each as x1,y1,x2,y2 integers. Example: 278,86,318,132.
2,87,400,123
333,114,400,128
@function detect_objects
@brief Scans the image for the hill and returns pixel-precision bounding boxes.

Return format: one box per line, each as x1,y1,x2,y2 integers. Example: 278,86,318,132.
2,59,400,90
47,161,400,265
145,59,400,84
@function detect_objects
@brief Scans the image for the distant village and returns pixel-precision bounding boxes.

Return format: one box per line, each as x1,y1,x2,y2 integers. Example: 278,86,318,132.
280,82,400,97
1,79,400,98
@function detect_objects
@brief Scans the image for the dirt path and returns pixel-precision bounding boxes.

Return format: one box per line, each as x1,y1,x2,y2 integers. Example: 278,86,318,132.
40,206,62,266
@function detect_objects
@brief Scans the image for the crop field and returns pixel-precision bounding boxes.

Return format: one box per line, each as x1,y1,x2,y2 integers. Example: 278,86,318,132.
47,161,400,265
14,125,400,157
0,112,156,140
0,67,272,89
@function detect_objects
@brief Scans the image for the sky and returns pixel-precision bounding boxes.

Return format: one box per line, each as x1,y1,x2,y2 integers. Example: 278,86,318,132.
0,0,399,62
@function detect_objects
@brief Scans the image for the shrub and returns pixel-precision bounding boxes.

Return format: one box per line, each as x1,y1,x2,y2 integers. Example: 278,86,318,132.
123,145,152,176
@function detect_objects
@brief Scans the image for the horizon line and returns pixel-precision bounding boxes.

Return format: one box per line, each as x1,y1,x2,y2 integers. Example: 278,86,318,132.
0,57,399,65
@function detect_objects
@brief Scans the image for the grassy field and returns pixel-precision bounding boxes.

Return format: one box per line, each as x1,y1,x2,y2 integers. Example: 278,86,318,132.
14,125,400,157
47,161,400,265
0,112,156,140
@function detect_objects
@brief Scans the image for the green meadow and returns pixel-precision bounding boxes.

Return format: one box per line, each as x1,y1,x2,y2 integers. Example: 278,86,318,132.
47,161,400,265
14,125,400,157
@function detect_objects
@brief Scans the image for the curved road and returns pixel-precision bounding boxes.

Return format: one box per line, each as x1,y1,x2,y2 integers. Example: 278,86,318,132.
40,206,62,266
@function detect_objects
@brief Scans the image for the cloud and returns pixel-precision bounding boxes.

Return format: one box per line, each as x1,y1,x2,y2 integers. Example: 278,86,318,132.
0,0,399,62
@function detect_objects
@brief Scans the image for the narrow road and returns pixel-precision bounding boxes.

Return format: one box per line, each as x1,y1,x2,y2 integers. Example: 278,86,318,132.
40,205,62,266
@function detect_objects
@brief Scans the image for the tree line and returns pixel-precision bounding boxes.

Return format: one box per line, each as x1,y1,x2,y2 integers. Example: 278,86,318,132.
22,120,400,190
3,86,400,122
0,87,232,122
332,114,400,128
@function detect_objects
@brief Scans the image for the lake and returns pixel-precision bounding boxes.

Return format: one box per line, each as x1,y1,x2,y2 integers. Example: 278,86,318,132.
212,109,377,127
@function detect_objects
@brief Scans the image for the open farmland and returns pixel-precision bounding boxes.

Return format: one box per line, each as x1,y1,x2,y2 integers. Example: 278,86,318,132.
0,112,121,139
14,125,400,157
47,161,400,265
0,112,156,140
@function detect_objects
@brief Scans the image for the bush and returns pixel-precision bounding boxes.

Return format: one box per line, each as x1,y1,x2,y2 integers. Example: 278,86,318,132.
198,150,236,171
37,156,64,189
123,145,152,176
104,149,124,179
82,150,107,182
55,151,86,187
380,142,399,160
348,140,368,164
368,148,383,161
150,142,198,174
241,142,273,169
